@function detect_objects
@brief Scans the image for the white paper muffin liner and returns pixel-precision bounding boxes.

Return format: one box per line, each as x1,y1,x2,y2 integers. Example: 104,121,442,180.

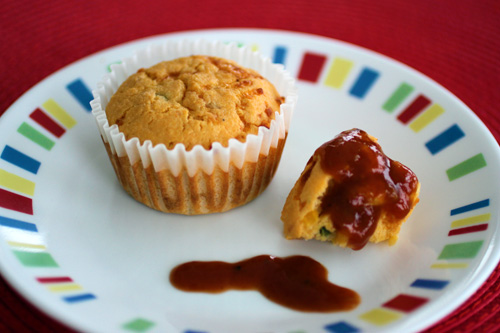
90,39,297,214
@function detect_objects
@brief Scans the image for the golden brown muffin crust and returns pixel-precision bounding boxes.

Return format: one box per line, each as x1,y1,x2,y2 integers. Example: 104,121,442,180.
105,55,284,150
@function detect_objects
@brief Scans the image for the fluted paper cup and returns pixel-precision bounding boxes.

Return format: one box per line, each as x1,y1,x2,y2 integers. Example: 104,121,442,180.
91,39,297,215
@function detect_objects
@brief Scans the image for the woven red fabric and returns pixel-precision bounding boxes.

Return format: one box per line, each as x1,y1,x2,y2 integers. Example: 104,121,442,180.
1,0,499,332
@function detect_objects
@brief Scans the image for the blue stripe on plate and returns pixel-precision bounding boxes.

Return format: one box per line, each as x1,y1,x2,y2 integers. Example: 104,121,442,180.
66,78,93,111
425,124,465,155
0,215,38,232
325,321,360,333
410,279,449,290
450,199,490,216
273,46,288,65
1,145,41,174
63,293,96,303
349,67,380,99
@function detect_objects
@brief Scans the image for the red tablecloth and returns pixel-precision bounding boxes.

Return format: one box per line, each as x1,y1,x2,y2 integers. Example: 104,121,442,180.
1,0,499,331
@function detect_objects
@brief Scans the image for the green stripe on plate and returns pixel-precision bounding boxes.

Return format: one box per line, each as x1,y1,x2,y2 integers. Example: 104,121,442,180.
123,318,155,332
446,153,487,181
382,82,414,112
438,241,483,260
13,250,58,267
17,122,55,150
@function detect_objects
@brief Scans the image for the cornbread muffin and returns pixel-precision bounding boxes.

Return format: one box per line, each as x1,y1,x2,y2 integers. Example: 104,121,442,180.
281,129,420,250
105,56,284,150
91,40,297,215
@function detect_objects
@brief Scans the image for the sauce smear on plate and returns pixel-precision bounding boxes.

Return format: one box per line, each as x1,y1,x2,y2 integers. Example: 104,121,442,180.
169,255,360,312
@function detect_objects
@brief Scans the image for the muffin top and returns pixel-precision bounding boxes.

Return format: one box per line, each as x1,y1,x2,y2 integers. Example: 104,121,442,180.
105,55,284,150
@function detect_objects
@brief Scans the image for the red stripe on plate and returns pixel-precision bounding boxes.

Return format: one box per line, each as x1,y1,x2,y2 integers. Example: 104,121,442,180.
448,224,488,236
397,94,431,124
36,277,74,283
383,294,429,313
0,188,33,215
297,52,327,83
29,108,66,138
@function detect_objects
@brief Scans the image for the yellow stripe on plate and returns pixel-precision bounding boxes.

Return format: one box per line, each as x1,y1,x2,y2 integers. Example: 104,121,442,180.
431,262,468,269
47,283,83,292
7,241,46,250
359,308,402,326
0,169,35,196
451,213,491,228
324,57,354,89
42,99,77,129
409,103,445,132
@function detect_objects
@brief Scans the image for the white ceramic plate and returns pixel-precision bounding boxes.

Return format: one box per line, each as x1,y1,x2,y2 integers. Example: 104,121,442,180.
0,29,499,333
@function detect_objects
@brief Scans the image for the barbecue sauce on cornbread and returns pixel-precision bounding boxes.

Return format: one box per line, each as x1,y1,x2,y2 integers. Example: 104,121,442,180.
317,129,419,250
170,255,359,312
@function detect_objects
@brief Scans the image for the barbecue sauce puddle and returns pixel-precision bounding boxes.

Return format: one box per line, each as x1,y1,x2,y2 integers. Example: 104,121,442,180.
169,254,360,312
